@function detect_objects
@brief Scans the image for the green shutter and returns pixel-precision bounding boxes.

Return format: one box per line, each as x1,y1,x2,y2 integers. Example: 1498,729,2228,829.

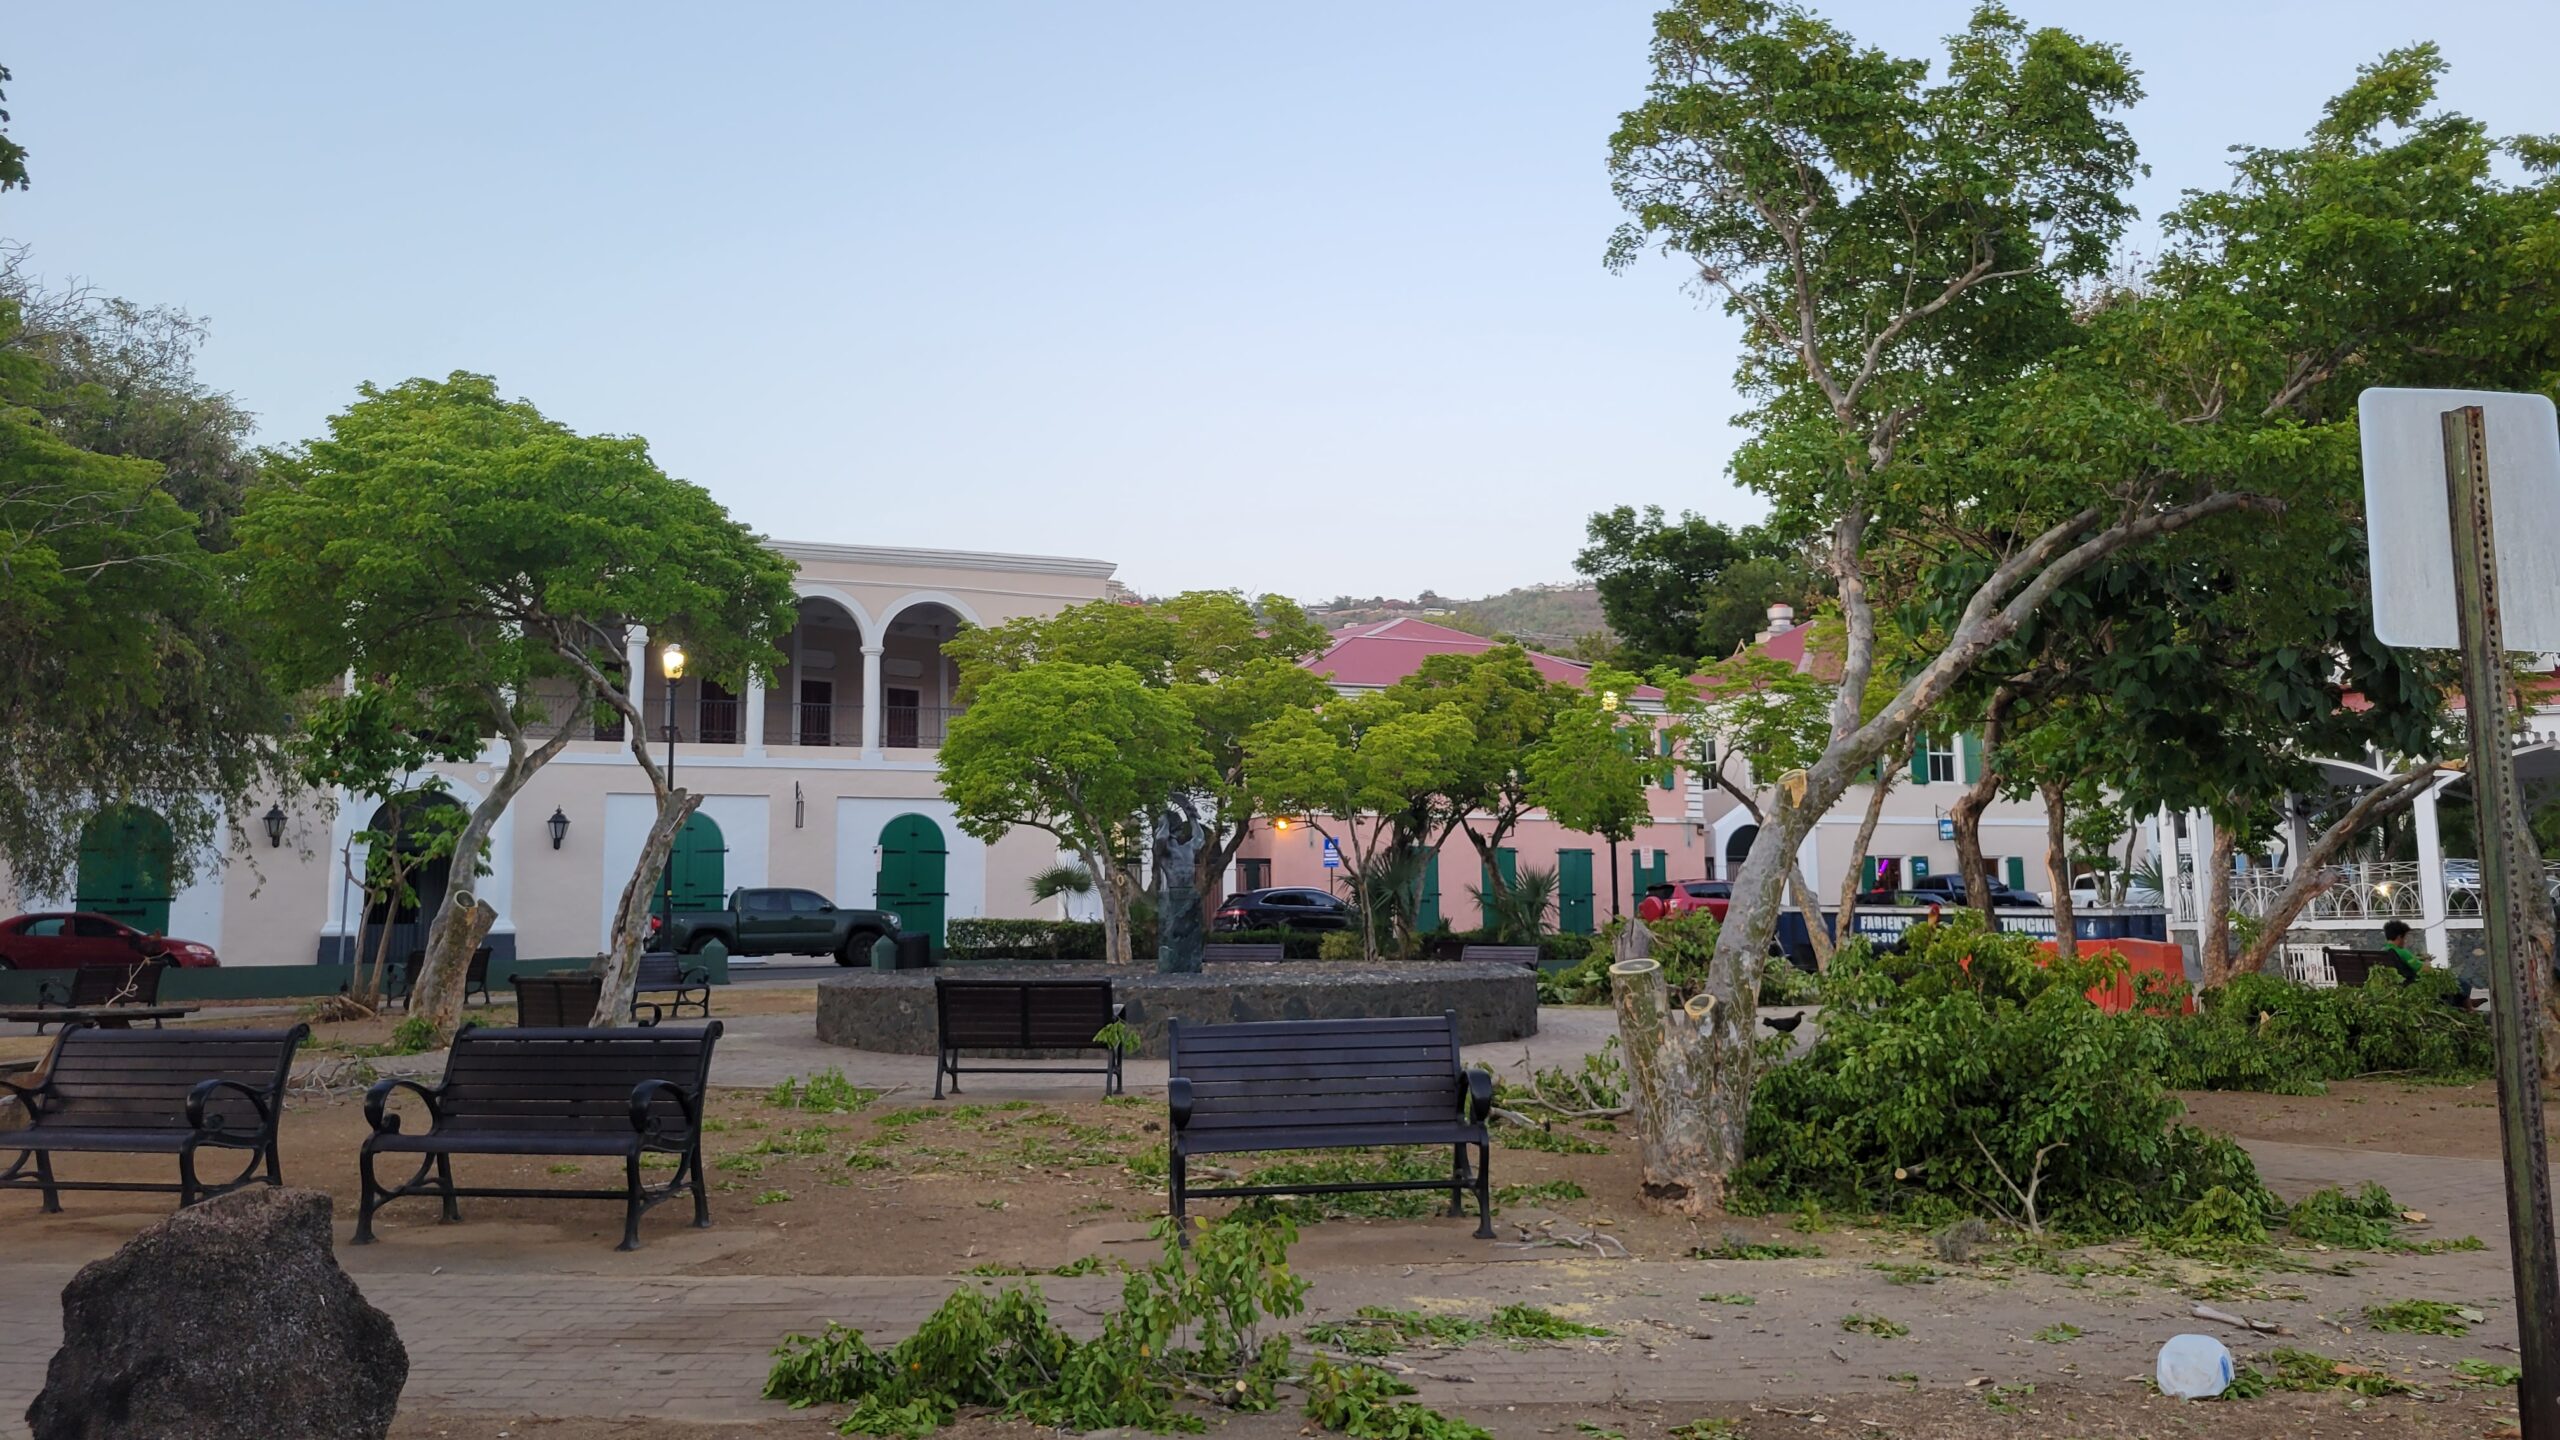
1960,732,1982,783
1909,737,1932,786
1418,859,1442,933
1657,731,1675,790
2004,856,2027,891
1479,852,1520,929
1557,850,1595,934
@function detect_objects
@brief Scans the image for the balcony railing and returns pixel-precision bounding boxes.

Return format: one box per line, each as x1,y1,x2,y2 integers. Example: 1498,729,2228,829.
2170,859,2559,924
753,703,968,749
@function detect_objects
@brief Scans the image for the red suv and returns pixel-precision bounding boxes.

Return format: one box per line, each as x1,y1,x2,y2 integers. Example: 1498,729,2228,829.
1636,880,1730,923
0,912,221,970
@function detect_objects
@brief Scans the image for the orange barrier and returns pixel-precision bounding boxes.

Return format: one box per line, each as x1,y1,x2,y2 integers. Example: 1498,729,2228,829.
2051,937,2194,1014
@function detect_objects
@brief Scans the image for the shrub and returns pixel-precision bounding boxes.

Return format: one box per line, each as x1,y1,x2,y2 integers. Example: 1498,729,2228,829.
1733,915,2271,1238
2152,968,2491,1094
1538,912,1720,1004
1318,930,1367,962
945,919,1105,961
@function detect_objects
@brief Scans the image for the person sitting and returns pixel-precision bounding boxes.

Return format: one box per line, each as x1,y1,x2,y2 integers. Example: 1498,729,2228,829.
2380,921,2427,983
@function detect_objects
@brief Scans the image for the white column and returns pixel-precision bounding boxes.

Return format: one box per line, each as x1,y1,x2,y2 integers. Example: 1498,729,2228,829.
860,644,885,758
743,672,767,758
2190,808,2215,929
623,625,648,729
2414,774,2452,962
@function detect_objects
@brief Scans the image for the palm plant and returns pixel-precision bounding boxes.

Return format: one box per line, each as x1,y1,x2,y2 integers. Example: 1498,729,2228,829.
1470,863,1558,945
1027,861,1094,904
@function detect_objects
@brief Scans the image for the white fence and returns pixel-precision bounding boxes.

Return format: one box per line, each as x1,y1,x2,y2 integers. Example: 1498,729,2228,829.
2170,859,2547,925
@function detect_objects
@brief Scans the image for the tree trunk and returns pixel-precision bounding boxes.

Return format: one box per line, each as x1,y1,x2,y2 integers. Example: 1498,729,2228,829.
2234,764,2441,976
1954,693,2011,927
593,789,701,1025
2198,823,2238,988
1785,863,1834,970
410,752,537,1043
1607,920,1752,1214
1833,767,1897,955
2040,778,2077,964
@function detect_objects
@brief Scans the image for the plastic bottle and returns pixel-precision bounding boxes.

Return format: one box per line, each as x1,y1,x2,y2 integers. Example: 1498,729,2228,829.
2156,1333,2234,1400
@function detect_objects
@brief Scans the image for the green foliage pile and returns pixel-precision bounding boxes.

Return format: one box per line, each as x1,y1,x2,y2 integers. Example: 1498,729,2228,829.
766,1218,1306,1435
1494,1038,1627,1120
766,1069,881,1114
1735,918,2268,1236
2283,1183,2402,1248
1301,1360,1491,1440
1235,1151,1454,1223
2150,970,2491,1093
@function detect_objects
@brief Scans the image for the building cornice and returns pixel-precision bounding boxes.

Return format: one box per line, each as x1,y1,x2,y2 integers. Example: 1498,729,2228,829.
768,539,1117,580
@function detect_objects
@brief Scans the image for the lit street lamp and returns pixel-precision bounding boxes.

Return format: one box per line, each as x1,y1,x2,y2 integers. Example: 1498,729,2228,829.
658,642,686,946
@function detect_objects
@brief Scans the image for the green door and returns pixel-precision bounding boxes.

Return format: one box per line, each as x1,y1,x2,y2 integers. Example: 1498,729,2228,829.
1416,858,1442,933
1632,849,1667,905
76,807,174,932
660,812,728,915
1557,850,1595,934
877,813,950,955
2004,856,2028,893
1477,848,1518,928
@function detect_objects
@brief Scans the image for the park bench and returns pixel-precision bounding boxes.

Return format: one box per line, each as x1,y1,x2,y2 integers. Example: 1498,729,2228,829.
933,978,1125,1099
32,961,170,1032
1201,943,1286,963
2323,947,2395,987
1457,944,1541,969
0,1024,308,1212
510,972,604,1026
1165,1011,1493,1241
355,1022,722,1251
391,947,494,1010
635,952,713,1023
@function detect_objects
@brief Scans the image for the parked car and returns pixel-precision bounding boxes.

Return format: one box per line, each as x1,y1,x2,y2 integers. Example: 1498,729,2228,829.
1212,887,1353,932
0,912,220,970
645,887,901,965
1855,874,2042,909
1636,880,1731,923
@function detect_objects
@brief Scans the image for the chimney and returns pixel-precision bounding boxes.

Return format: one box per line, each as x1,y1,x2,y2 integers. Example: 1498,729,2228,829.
1757,603,1795,642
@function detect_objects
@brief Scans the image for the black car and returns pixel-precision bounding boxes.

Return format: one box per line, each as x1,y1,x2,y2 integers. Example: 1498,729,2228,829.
1855,874,2041,909
1212,887,1353,932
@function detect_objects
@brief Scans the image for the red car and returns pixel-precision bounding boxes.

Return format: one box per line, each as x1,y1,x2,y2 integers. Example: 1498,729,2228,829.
0,912,221,970
1636,880,1731,924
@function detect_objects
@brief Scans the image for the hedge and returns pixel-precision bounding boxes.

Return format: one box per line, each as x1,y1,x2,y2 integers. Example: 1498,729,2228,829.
945,920,1327,961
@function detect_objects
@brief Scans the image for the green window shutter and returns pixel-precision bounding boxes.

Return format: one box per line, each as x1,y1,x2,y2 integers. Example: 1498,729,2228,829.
2005,856,2027,891
1657,731,1676,790
1909,737,1932,786
1498,848,1518,889
1418,859,1442,933
1960,732,1982,783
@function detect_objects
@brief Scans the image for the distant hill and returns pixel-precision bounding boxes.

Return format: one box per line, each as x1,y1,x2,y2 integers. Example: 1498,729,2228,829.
1310,584,1613,660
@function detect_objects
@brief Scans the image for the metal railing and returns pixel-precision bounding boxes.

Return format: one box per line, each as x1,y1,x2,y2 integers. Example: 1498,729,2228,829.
771,703,863,748
2171,859,2559,924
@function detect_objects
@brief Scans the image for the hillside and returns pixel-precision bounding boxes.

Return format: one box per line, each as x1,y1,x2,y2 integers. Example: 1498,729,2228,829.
1310,584,1613,658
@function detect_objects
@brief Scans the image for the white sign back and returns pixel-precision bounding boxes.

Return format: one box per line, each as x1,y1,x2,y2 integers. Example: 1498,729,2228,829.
2360,388,2560,651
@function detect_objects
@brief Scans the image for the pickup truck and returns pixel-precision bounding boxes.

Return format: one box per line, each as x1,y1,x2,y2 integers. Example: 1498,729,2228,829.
1855,874,2042,909
646,887,901,965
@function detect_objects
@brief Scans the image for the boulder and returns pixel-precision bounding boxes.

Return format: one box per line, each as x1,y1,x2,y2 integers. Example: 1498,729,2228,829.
27,1187,406,1440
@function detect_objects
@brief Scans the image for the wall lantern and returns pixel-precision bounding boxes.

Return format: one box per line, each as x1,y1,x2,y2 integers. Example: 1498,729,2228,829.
547,806,571,850
262,804,287,848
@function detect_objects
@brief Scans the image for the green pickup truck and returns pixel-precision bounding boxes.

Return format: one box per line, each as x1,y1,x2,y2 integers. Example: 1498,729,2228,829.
646,887,901,965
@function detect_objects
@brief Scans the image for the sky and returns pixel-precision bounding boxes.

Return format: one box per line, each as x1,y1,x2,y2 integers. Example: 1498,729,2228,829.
6,2,2556,602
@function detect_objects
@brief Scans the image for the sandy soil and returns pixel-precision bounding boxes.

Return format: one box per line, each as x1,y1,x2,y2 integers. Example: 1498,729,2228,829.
2178,1076,2543,1161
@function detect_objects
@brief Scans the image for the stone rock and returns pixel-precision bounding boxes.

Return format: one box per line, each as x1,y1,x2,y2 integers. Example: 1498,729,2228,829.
27,1186,406,1440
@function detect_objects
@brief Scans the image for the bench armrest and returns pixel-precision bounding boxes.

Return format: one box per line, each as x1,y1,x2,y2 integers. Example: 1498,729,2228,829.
678,965,711,986
363,1076,443,1135
1167,1076,1194,1130
186,1077,274,1139
630,1078,702,1144
1462,1067,1495,1125
0,1074,48,1119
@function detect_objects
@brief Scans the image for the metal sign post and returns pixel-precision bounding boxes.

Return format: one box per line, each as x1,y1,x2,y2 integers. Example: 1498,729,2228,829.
2440,402,2560,1438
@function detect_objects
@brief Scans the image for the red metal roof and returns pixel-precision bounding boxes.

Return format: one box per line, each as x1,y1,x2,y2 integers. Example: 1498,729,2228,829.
1307,617,1661,698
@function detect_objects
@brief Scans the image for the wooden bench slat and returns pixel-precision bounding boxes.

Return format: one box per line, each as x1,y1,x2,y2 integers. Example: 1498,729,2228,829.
3,1024,306,1211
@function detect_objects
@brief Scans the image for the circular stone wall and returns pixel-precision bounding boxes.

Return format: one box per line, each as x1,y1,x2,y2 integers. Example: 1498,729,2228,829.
814,960,1537,1059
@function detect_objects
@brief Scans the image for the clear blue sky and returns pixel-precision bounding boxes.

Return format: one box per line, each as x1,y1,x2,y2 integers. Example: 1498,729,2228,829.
6,2,2553,601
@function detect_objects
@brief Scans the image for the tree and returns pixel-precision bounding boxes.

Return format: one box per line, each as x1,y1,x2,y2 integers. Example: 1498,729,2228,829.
1576,506,1818,666
946,590,1330,925
1387,646,1570,895
1246,693,1474,961
941,663,1207,965
1525,672,1655,922
0,300,283,896
0,64,27,193
238,372,795,1040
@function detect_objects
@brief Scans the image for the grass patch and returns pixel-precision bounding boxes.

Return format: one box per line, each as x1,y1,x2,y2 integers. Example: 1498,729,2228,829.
2034,1322,2083,1344
1235,1150,1452,1222
1488,1303,1609,1341
1496,1127,1610,1155
1699,1292,1754,1306
1868,1261,1940,1286
752,1188,792,1205
1305,1308,1485,1356
764,1069,880,1114
2228,1347,2419,1399
2364,1299,2480,1336
1839,1313,1909,1339
1690,1235,1823,1261
1668,1424,1741,1440
1494,1180,1588,1207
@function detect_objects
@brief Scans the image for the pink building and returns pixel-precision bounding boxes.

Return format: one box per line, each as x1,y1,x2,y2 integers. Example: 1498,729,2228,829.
1236,619,1731,934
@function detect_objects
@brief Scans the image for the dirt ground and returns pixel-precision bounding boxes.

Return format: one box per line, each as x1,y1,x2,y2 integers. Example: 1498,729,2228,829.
2177,1076,2546,1161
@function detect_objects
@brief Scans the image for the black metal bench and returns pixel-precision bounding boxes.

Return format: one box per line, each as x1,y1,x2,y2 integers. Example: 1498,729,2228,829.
1457,944,1541,969
510,971,602,1026
635,952,712,1022
33,962,170,1032
1166,1011,1493,1240
392,947,493,1010
1201,943,1286,962
0,1024,308,1211
356,1022,723,1251
933,978,1124,1099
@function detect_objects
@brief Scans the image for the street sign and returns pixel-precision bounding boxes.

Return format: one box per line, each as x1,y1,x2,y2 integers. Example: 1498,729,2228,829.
1321,838,1339,870
1938,817,1955,841
2364,391,2560,1439
2360,388,2560,651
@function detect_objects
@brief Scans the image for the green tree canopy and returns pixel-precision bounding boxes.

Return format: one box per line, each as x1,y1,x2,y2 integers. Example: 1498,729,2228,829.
941,662,1208,965
1576,506,1822,665
1384,645,1571,887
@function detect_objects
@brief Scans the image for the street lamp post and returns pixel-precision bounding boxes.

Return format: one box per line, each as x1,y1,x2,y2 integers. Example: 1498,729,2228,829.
659,642,687,948
1601,688,1624,921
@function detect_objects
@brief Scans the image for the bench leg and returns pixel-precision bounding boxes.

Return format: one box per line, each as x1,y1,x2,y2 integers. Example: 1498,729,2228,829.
1448,1144,1468,1218
1107,1047,1123,1097
1169,1151,1190,1249
355,1149,385,1244
177,1150,200,1209
1473,1141,1494,1240
688,1144,711,1228
265,1135,284,1187
34,1151,61,1214
436,1155,461,1222
617,1152,645,1251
